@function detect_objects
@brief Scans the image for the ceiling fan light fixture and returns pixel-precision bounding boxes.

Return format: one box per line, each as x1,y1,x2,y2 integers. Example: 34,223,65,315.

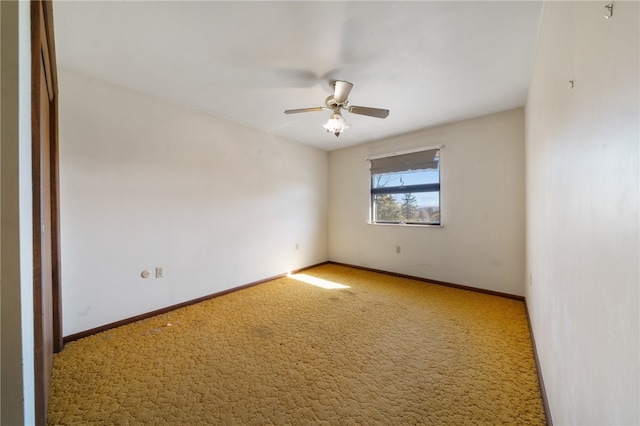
284,80,387,139
323,111,349,137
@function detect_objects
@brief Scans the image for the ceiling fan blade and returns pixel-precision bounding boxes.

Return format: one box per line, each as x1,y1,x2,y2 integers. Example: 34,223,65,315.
284,107,327,114
347,105,390,119
332,80,353,104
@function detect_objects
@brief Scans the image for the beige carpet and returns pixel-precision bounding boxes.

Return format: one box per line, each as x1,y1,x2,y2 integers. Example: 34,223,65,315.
48,263,546,425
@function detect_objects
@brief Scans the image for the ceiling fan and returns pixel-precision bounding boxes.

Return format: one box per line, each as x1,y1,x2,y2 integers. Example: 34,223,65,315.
284,80,389,137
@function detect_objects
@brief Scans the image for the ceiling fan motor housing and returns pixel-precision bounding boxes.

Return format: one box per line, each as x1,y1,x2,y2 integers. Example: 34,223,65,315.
330,80,354,105
325,95,345,109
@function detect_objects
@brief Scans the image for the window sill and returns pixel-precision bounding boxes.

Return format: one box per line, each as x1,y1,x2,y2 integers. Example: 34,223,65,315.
368,222,444,228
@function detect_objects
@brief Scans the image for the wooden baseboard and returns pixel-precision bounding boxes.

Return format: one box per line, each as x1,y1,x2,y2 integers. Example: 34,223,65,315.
64,261,521,343
63,261,330,344
327,261,524,301
523,303,553,426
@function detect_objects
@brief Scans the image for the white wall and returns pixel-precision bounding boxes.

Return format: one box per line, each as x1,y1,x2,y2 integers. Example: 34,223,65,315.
329,108,525,296
0,1,36,424
59,69,329,336
526,2,639,424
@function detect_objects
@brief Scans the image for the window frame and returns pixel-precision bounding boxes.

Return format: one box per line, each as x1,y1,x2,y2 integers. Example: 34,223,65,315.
368,145,443,227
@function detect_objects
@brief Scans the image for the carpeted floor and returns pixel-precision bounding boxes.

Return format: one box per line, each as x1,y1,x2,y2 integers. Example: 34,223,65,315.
48,263,546,425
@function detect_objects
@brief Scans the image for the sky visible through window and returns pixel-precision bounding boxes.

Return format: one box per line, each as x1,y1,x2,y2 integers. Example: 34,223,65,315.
372,169,439,207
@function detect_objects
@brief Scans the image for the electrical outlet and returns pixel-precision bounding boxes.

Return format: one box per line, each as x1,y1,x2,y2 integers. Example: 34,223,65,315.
156,267,164,278
295,243,299,251
141,270,151,279
396,245,401,254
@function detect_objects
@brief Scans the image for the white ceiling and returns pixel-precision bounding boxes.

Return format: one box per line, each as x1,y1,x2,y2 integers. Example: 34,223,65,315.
53,1,543,151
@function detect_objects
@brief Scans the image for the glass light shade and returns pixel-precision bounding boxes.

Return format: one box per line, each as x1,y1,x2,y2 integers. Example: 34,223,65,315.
323,112,350,137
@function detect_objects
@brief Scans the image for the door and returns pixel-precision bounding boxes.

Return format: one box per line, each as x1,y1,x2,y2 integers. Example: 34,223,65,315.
32,1,62,424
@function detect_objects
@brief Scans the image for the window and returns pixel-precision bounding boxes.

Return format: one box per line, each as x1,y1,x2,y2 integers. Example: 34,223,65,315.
370,147,441,225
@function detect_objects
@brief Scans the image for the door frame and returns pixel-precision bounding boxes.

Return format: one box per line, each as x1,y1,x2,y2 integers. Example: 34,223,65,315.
31,0,61,423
